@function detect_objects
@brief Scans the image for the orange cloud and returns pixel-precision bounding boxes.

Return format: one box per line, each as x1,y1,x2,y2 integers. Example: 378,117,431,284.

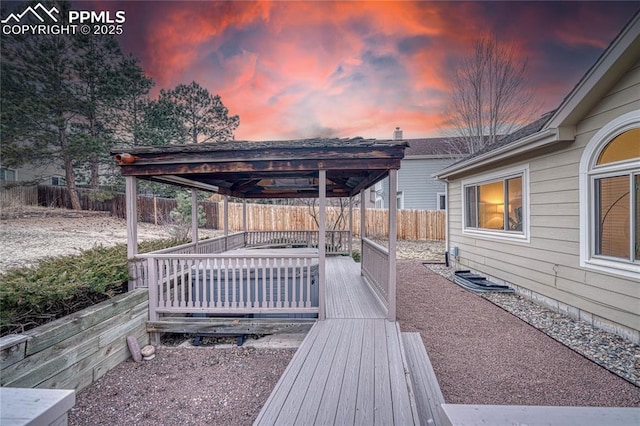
118,1,638,141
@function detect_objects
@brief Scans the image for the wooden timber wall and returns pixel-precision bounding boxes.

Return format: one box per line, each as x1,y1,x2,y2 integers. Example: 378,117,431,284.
220,202,445,241
0,290,148,392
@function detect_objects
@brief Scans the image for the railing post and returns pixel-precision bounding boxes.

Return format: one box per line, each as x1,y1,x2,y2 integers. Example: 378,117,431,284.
125,176,138,291
388,169,398,321
147,256,160,346
318,170,326,321
224,195,229,251
191,190,199,250
242,199,247,233
348,196,353,257
360,189,366,275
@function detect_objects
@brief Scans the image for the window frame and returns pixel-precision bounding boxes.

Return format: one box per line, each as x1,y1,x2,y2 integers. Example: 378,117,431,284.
461,164,530,243
437,192,446,211
0,167,17,181
579,110,640,279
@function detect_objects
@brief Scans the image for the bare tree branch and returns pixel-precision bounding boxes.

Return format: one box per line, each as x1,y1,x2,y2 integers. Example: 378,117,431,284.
441,33,541,155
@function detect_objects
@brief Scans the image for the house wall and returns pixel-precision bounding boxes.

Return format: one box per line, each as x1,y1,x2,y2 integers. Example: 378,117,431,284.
446,61,640,343
0,162,66,185
381,157,454,210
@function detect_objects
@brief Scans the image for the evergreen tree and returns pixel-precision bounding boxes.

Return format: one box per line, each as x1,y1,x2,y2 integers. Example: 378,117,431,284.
1,1,86,208
149,81,239,144
1,1,154,205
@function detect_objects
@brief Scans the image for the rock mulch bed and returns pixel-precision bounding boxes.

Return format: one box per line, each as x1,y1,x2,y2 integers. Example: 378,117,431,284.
426,263,640,387
400,261,639,406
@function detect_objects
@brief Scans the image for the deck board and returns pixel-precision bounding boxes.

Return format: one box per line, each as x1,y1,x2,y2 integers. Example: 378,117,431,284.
255,257,417,426
325,257,386,319
255,318,418,425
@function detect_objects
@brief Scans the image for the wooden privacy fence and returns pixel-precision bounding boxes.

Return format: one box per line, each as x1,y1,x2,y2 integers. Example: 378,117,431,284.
33,185,220,229
0,184,38,208
219,202,445,241
2,185,445,240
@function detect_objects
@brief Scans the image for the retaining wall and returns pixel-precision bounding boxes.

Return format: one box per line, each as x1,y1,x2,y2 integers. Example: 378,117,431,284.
0,289,149,392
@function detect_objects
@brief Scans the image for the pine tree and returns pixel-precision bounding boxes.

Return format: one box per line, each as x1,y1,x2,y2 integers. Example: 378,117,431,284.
1,1,154,205
148,81,239,144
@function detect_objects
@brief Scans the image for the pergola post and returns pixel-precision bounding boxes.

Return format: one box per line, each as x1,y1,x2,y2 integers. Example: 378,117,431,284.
223,195,229,251
191,190,198,246
125,176,138,291
348,196,353,257
223,195,229,235
388,169,398,321
318,170,327,321
360,189,366,275
242,199,248,232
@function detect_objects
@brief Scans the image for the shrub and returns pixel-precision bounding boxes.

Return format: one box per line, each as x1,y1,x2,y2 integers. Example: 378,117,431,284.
0,238,186,336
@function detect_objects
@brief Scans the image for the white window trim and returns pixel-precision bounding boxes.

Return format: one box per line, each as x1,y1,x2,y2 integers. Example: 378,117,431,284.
461,164,530,243
579,109,640,279
436,192,446,211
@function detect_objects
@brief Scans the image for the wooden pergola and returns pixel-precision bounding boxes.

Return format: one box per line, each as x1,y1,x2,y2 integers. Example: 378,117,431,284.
112,138,407,321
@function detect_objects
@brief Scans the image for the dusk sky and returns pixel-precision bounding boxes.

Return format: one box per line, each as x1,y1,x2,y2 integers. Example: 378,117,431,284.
21,1,640,140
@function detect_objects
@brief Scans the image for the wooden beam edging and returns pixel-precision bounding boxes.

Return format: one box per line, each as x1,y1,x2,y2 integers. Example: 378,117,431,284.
146,318,316,335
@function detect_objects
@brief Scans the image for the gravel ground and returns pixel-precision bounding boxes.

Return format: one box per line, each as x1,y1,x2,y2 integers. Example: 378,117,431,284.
2,208,638,425
427,264,640,387
67,347,294,426
398,261,640,406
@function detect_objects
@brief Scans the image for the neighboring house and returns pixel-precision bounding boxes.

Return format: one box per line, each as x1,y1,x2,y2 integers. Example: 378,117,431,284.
372,130,469,210
436,14,640,343
0,163,66,186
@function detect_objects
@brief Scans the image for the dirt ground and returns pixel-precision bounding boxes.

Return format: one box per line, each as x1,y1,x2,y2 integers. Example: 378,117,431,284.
0,207,222,273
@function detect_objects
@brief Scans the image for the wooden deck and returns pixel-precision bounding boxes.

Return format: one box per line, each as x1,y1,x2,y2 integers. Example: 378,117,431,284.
255,257,419,425
325,256,387,319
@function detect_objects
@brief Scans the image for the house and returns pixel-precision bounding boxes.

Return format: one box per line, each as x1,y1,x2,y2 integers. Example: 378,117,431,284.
0,163,67,186
372,129,469,210
436,14,640,344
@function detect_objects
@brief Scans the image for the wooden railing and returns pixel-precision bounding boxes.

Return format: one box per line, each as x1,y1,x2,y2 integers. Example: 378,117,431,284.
130,233,245,289
245,230,350,255
138,253,319,318
361,238,390,308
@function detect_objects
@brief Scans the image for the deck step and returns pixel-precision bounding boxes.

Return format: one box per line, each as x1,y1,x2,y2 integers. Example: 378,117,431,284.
402,332,445,425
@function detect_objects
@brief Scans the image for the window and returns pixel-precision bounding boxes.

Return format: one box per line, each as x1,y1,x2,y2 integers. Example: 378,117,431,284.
51,176,66,186
396,191,404,209
437,192,446,211
1,168,16,181
580,110,640,278
462,165,529,241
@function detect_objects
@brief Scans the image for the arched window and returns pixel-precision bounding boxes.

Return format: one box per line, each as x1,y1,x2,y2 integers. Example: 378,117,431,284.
580,111,640,278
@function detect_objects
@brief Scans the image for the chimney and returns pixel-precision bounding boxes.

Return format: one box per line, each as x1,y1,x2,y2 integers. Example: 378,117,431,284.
393,127,403,140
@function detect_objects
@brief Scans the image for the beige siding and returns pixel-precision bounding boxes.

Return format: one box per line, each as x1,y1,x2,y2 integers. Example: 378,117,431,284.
447,63,640,335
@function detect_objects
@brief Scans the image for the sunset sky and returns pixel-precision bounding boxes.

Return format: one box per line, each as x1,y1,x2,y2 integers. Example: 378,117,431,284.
17,1,640,140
